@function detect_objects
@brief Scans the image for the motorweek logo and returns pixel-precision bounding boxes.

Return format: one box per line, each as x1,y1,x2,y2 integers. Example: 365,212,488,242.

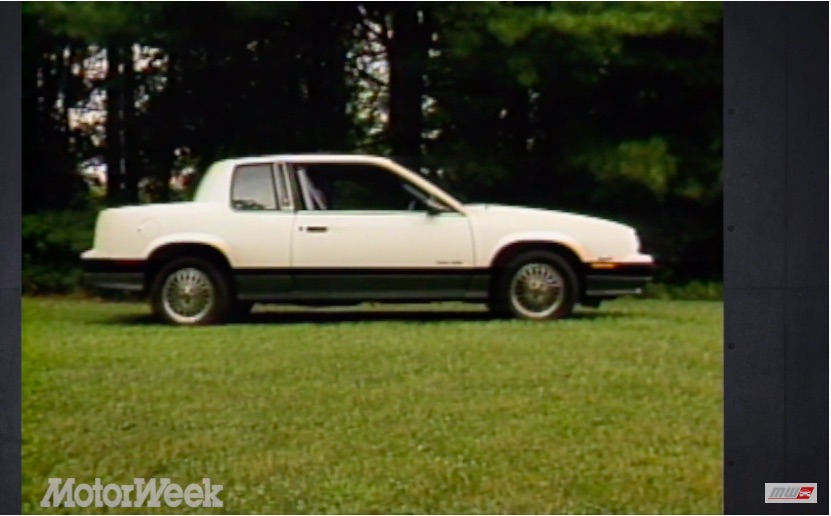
40,477,223,508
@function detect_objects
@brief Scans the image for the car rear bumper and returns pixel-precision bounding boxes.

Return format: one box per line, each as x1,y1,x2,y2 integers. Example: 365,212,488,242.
81,257,145,292
583,257,655,297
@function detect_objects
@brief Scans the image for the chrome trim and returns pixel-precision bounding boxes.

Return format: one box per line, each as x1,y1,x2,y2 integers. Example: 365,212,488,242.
585,288,644,296
509,262,565,318
275,162,294,211
161,267,215,324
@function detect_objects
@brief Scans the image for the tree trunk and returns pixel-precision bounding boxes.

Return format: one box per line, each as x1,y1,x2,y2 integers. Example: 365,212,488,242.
158,52,176,202
59,42,80,205
122,44,139,203
105,44,123,202
387,3,429,170
303,11,351,151
32,39,76,211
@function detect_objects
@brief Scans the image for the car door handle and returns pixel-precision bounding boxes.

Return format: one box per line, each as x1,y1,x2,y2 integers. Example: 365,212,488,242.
305,226,328,233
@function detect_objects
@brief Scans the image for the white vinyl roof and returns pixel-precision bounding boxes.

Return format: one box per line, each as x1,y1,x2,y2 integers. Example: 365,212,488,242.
215,154,394,167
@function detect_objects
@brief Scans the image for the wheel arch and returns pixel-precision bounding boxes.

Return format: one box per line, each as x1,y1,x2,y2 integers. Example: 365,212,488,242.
488,239,587,295
144,240,234,291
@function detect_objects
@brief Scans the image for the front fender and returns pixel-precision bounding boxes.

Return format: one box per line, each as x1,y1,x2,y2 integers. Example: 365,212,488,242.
488,231,594,265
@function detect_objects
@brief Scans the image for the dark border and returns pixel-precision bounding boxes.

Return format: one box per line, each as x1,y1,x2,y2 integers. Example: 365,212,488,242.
0,2,21,514
5,2,830,514
724,2,829,514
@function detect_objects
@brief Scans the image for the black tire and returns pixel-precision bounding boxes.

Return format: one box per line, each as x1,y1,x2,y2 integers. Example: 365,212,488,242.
494,250,579,321
149,257,231,326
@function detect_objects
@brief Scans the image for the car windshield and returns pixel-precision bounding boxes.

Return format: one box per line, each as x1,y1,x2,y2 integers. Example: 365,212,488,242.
388,158,473,204
418,171,470,203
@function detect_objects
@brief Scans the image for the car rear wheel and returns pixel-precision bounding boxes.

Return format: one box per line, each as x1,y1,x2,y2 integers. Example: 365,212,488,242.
150,257,230,325
497,251,578,321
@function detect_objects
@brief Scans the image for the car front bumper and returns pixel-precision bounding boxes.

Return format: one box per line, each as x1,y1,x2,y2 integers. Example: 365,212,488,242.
583,255,655,297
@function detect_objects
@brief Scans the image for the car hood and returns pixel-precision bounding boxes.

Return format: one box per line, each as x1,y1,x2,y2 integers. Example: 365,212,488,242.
463,203,640,259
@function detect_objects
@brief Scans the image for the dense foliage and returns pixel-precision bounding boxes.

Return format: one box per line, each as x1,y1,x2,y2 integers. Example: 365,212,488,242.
23,1,723,289
22,211,95,293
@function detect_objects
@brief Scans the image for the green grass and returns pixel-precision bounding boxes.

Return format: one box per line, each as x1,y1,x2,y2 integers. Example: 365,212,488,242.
22,298,722,514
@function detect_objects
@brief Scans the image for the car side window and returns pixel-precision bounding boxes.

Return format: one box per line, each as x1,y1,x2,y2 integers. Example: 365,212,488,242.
294,163,429,212
231,163,280,211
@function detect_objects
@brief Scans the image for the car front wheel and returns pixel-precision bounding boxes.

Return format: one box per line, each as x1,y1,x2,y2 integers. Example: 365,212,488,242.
150,257,230,326
498,251,578,321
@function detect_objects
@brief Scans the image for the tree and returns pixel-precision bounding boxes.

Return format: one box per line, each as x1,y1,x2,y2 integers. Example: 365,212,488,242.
387,2,431,169
23,1,724,283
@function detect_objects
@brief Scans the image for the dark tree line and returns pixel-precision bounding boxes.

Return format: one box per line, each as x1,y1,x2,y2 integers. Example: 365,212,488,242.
22,1,723,283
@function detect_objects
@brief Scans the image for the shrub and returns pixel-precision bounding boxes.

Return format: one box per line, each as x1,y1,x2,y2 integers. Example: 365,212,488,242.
22,211,97,294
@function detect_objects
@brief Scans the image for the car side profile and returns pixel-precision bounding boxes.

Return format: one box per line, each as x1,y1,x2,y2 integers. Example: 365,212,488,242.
81,154,655,325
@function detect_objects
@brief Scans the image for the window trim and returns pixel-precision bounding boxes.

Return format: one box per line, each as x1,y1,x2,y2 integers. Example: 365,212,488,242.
284,162,305,210
295,166,318,211
274,162,293,211
287,161,448,214
229,162,285,212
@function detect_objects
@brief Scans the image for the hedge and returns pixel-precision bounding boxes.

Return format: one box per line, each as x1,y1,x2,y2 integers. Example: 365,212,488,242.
23,211,96,294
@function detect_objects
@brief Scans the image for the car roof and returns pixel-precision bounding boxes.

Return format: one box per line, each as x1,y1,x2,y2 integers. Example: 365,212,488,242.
216,154,393,167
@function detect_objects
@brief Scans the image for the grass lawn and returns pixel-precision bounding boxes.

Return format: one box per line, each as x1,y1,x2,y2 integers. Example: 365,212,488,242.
22,297,722,514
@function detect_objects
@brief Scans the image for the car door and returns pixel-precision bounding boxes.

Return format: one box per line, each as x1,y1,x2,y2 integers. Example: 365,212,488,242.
223,161,296,300
287,161,476,299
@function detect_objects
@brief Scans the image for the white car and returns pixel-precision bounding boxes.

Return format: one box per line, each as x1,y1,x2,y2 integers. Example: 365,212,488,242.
81,154,655,325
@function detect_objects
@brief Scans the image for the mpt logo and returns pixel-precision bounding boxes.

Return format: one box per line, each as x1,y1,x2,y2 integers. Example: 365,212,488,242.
765,483,817,503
